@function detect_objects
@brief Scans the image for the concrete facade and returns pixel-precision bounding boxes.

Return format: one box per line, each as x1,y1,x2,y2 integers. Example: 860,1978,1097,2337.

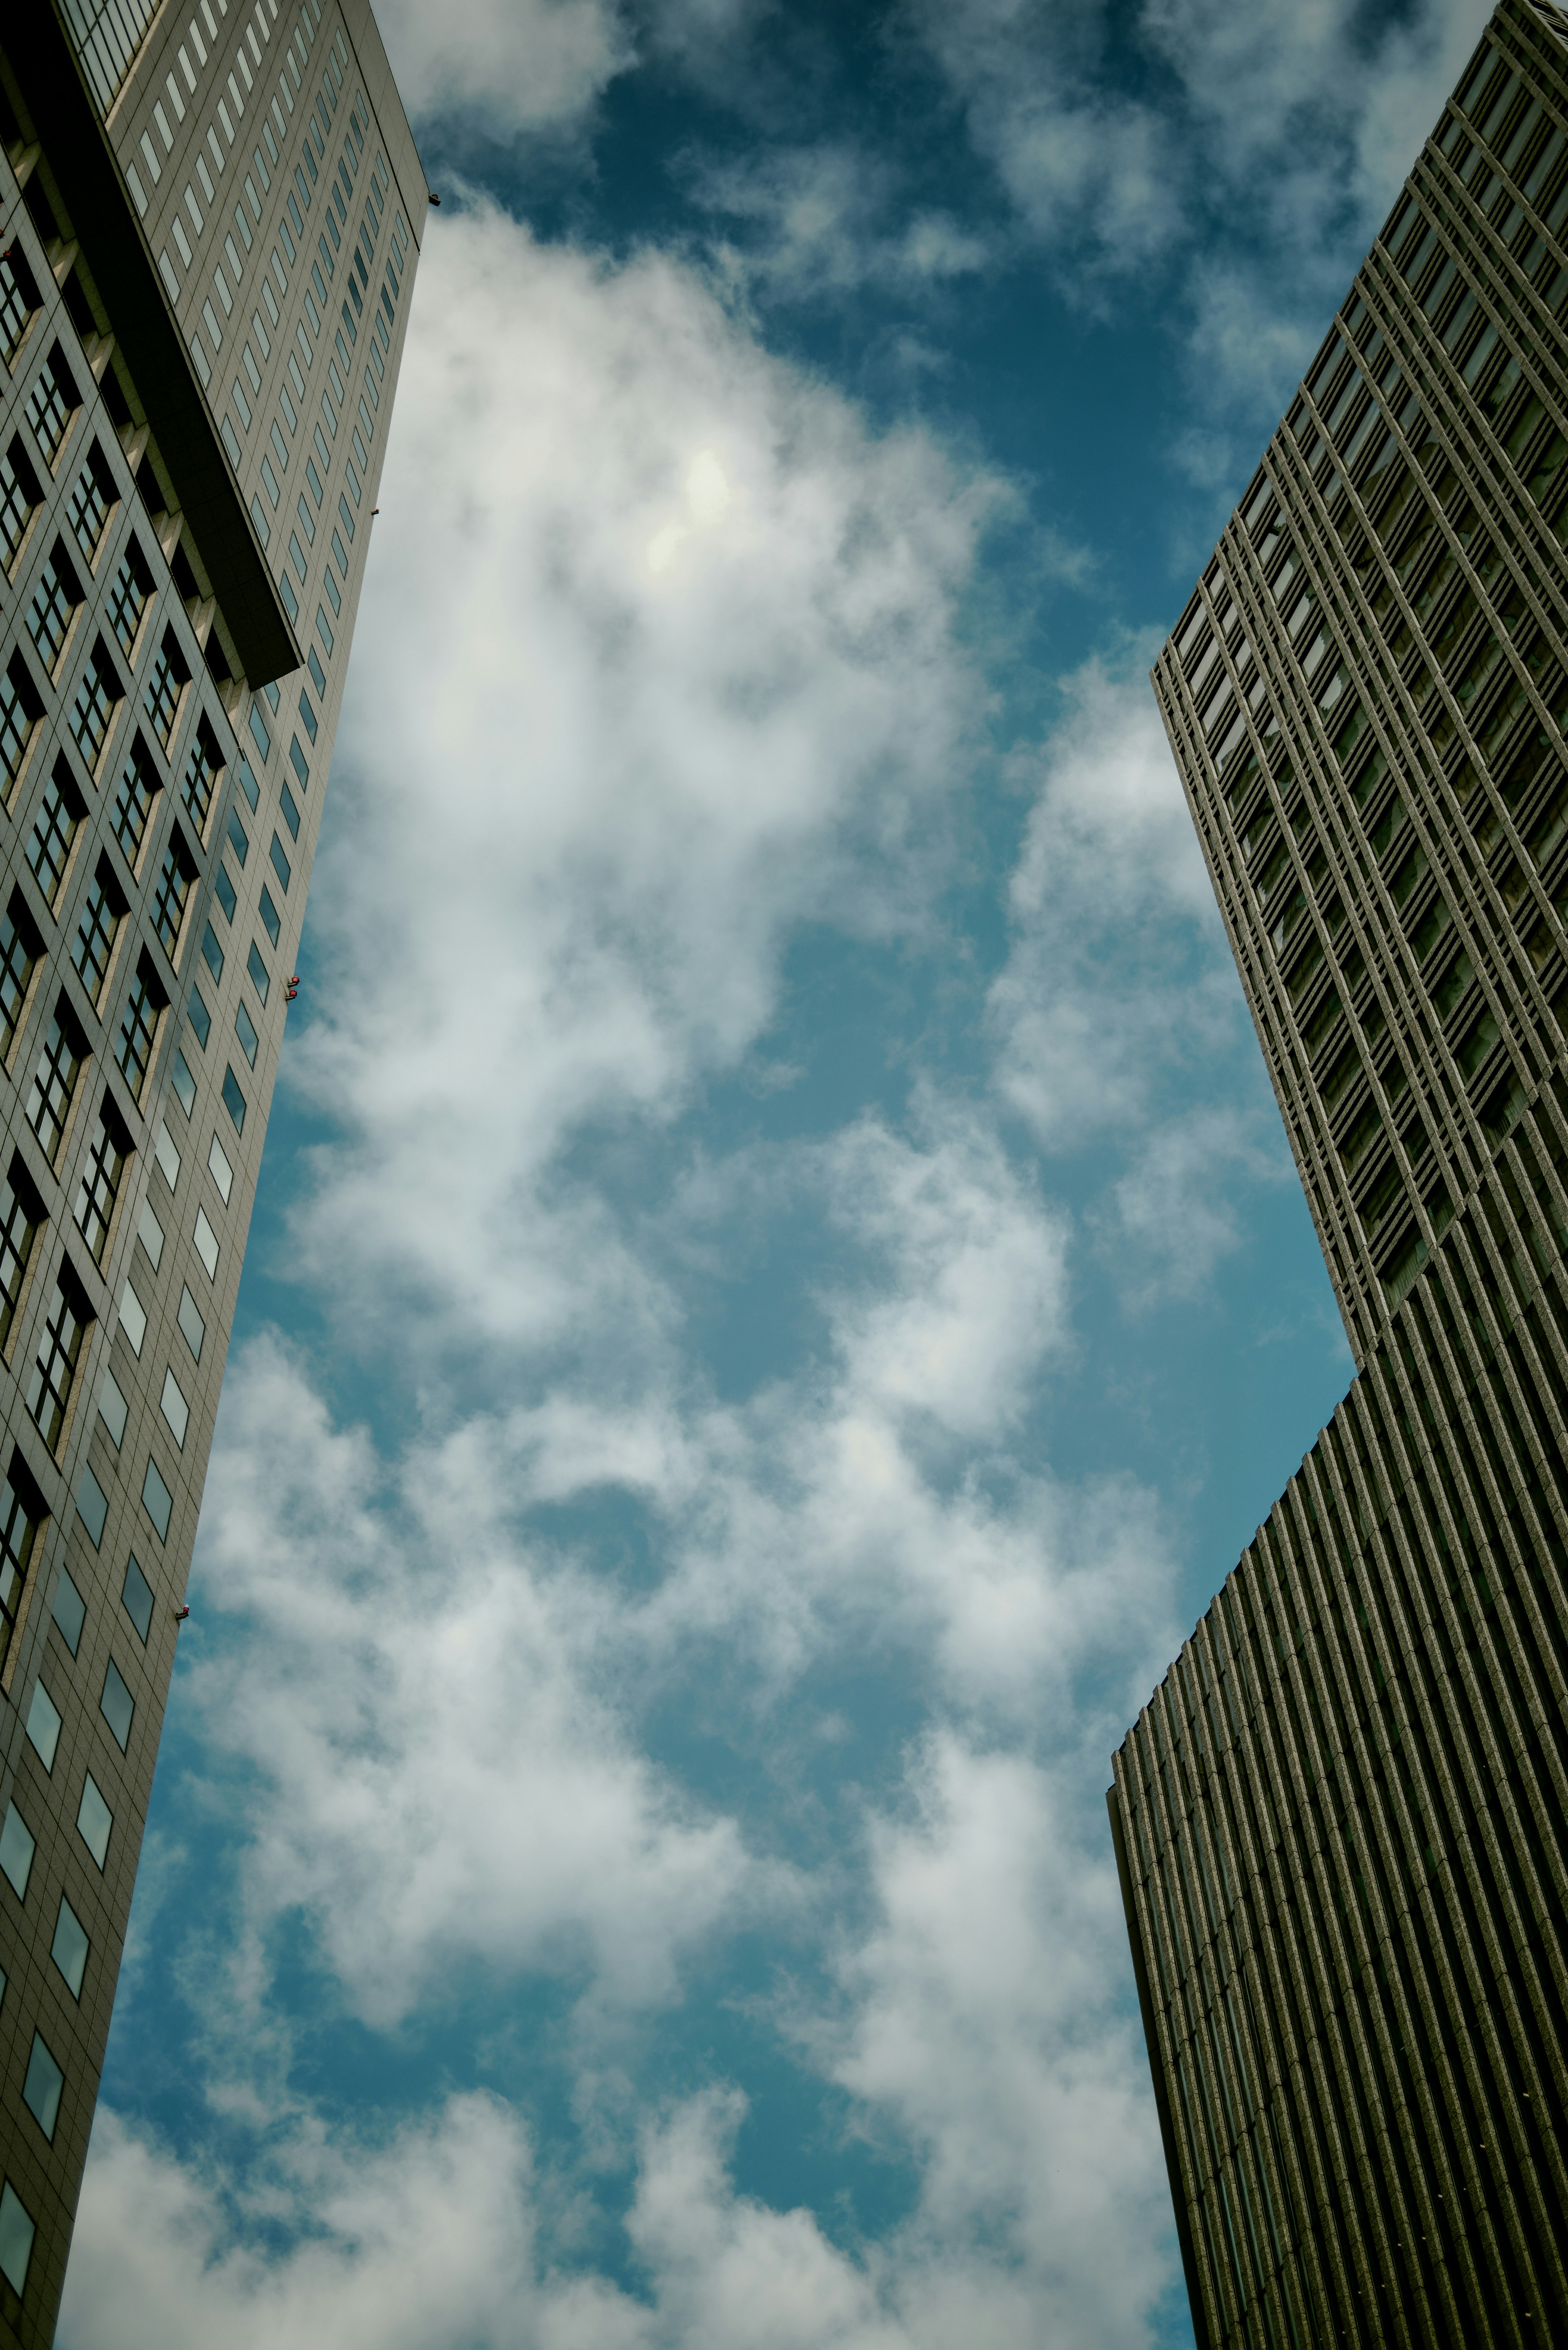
1115,3,1568,2343
0,2,422,2338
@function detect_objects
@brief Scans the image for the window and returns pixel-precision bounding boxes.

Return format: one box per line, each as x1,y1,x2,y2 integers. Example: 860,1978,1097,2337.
116,965,164,1100
183,719,223,834
278,780,301,841
215,863,238,923
26,1010,83,1165
151,839,194,957
0,1801,35,1897
70,641,120,770
74,1106,127,1263
323,563,340,616
122,1552,155,1642
235,998,259,1067
178,1282,206,1361
98,1366,127,1447
22,2032,62,2141
0,243,40,368
261,455,280,507
112,741,159,868
0,1172,39,1349
298,687,317,743
142,1455,173,1541
171,1048,196,1117
297,491,315,545
101,1658,135,1750
71,868,123,1005
222,1063,247,1135
237,751,261,812
188,983,212,1049
247,941,271,1003
249,703,272,762
26,347,77,466
308,642,327,692
201,922,225,984
338,491,355,542
52,1564,85,1655
78,1773,112,1868
27,1279,88,1452
119,1276,147,1355
227,807,251,866
331,527,347,578
67,444,116,564
270,834,292,893
1,436,41,572
26,1680,61,1769
194,1204,220,1279
289,736,309,789
258,885,281,947
304,455,323,508
144,629,189,749
161,1367,189,1446
2,651,42,789
209,1129,234,1202
270,418,290,472
138,1197,164,1271
0,2183,35,2300
51,1895,89,1998
26,542,80,674
107,540,152,658
27,763,83,906
0,899,40,1059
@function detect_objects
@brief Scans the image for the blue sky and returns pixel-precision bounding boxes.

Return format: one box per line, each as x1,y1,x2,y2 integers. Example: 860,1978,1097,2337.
56,4,1494,2345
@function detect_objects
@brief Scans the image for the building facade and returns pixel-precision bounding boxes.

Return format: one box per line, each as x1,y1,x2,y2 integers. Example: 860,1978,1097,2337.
0,3,423,2338
1113,2,1568,2344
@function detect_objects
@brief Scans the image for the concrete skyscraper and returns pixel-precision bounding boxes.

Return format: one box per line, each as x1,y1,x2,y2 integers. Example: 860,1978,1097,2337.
1113,2,1568,2343
0,2,422,2338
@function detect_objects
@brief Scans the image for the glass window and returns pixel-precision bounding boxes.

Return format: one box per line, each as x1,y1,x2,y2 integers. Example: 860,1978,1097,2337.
21,2032,62,2140
116,969,163,1100
270,834,292,892
77,1462,108,1548
161,1368,189,1447
249,704,271,763
188,984,212,1049
111,740,159,866
227,808,250,866
24,1680,60,1771
222,1064,247,1135
259,886,281,947
202,922,225,983
178,1283,205,1361
215,863,238,923
0,2182,35,2299
171,1048,196,1118
26,1012,83,1164
77,1773,112,1868
70,643,120,770
142,1456,173,1541
98,1365,128,1448
0,1174,39,1350
75,1107,127,1262
194,1205,220,1279
51,1564,85,1655
100,1659,135,1750
26,1280,88,1450
51,1895,89,1998
209,1131,234,1202
27,766,82,907
0,1802,36,1897
119,1277,147,1355
247,941,271,1002
122,1553,154,1642
72,874,122,1004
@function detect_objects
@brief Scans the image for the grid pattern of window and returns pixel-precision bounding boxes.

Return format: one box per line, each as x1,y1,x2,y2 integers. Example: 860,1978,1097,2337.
111,744,157,867
67,457,111,564
1,659,35,788
115,971,159,1099
71,877,120,1004
27,772,80,907
74,1112,125,1265
0,1178,38,1351
182,731,218,832
143,639,182,747
0,1474,38,1662
26,357,74,465
25,1281,86,1452
105,546,147,660
0,910,36,1059
1125,7,1568,2347
27,551,78,672
26,1014,82,1165
1,444,36,571
0,254,34,370
69,647,116,769
150,845,189,958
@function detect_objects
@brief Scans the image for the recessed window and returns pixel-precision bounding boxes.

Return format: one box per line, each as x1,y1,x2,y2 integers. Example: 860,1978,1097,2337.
27,762,85,909
178,1284,205,1362
111,738,160,866
26,1006,85,1165
235,998,259,1067
0,1802,36,1897
101,1658,135,1750
22,2032,62,2140
142,1455,173,1541
0,1167,40,1351
161,1367,189,1447
215,863,238,923
259,886,281,947
202,922,225,984
122,1553,154,1642
51,1565,85,1656
270,833,292,892
26,1279,89,1452
24,1679,60,1771
0,2181,36,2298
78,1772,112,1868
51,1894,89,1998
75,1103,129,1262
189,984,212,1049
222,1064,247,1135
308,644,327,693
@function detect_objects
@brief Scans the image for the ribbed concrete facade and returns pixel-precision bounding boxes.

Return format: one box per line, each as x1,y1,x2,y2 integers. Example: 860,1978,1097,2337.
0,4,422,2339
1114,3,1568,2343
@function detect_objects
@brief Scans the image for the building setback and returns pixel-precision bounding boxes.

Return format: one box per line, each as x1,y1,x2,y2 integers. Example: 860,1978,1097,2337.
0,2,423,2339
1112,2,1568,2344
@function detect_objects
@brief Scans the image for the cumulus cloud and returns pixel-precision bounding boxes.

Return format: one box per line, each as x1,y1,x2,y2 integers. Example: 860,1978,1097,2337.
692,143,991,301
374,0,633,139
287,201,994,1373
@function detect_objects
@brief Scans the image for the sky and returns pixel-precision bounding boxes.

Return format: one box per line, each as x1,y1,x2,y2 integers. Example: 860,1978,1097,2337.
55,3,1496,2345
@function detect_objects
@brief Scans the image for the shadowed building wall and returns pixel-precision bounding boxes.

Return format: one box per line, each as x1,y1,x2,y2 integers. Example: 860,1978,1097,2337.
0,3,423,2338
1113,3,1568,2343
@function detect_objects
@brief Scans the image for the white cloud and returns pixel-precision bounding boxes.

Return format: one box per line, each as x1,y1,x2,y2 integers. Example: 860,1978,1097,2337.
373,0,633,139
692,143,991,301
288,201,994,1371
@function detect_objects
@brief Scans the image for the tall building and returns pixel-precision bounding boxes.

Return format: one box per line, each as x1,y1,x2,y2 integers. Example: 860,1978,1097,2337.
1112,2,1568,2343
0,3,422,2337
